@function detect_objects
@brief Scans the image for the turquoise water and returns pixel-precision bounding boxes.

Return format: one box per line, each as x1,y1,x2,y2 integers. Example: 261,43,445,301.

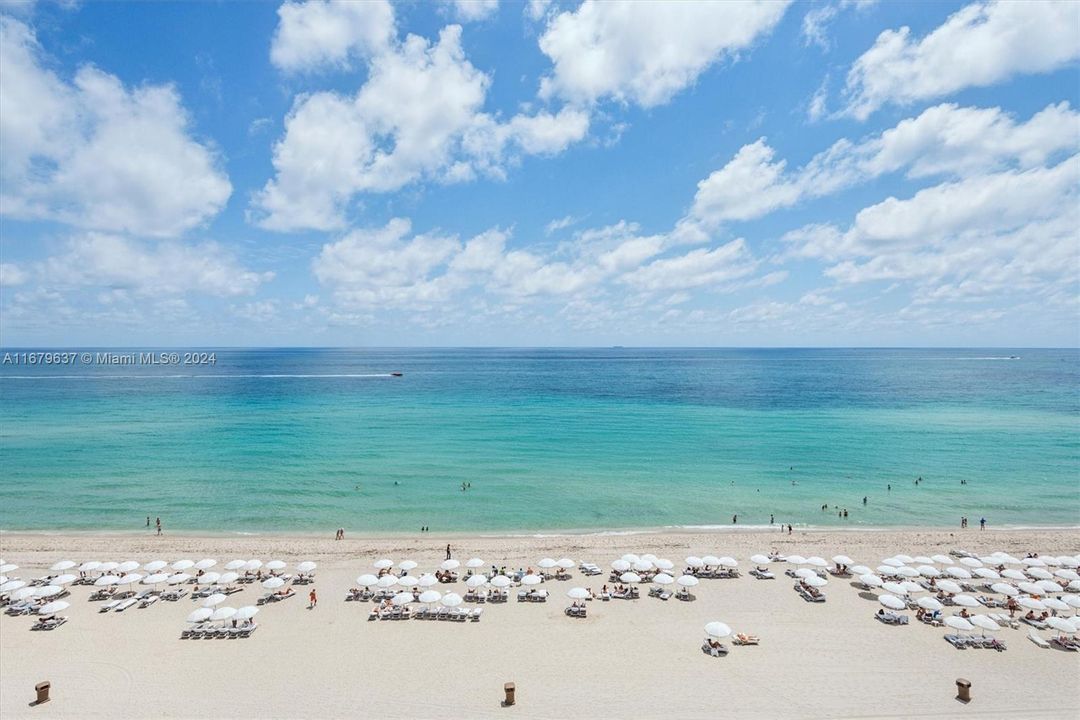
0,348,1077,532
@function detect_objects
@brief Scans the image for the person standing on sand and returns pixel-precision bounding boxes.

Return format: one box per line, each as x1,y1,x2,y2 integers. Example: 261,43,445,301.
156,517,161,536
309,588,317,608
769,514,774,524
980,517,986,530
446,544,452,560
146,516,150,527
787,524,792,535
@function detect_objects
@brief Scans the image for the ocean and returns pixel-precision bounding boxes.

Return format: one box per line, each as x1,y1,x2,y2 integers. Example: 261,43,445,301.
0,348,1077,534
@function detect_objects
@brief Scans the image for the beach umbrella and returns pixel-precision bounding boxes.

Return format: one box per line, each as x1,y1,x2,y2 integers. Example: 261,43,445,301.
199,572,221,585
879,594,905,610
538,558,558,572
1018,597,1046,611
611,559,631,572
687,556,706,567
786,555,807,566
0,580,27,593
117,561,140,574
970,615,999,633
0,564,18,574
1070,580,1080,591
877,566,899,577
652,559,672,571
243,560,261,572
973,568,1000,580
748,555,769,566
860,574,884,588
900,581,923,594
632,560,653,572
882,581,908,596
356,574,378,587
1022,557,1047,567
417,574,438,588
195,559,217,571
441,593,463,608
937,580,963,594
850,565,872,576
704,622,731,638
440,559,460,571
236,606,259,620
143,573,169,585
832,555,854,566
224,560,247,571
1027,568,1053,580
0,576,6,585
398,575,418,588
795,568,817,579
95,575,121,587
978,556,1000,566
490,575,512,588
261,577,285,590
465,558,484,569
1054,569,1080,582
1046,617,1077,634
945,567,972,580
35,585,62,598
522,574,543,586
1043,598,1070,612
297,561,317,573
990,583,1018,597
945,616,974,632
118,573,143,587
79,561,101,573
1062,596,1080,610
806,557,827,569
171,560,194,571
167,573,192,585
702,555,722,567
187,608,213,623
621,554,641,564
465,574,487,588
36,599,70,615
218,572,239,585
418,590,441,604
917,566,940,578
52,574,77,586
642,554,658,563
142,561,167,573
882,558,904,568
1018,581,1044,595
398,560,418,573
392,592,413,606
805,576,827,588
718,557,738,568
895,567,920,578
652,573,674,585
1036,580,1062,593
377,575,398,589
1060,557,1079,569
918,597,944,611
677,575,699,588
619,572,642,584
912,556,934,565
1001,569,1027,581
895,554,914,564
959,558,983,568
210,606,236,622
931,555,953,565
202,593,227,607
998,555,1023,566
11,588,36,601
265,561,286,571
567,587,590,600
50,560,77,572
953,595,980,608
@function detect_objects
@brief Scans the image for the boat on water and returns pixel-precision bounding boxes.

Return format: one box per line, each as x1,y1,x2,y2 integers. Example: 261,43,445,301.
391,372,403,377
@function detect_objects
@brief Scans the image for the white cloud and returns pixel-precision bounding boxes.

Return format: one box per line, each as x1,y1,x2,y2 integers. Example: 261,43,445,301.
544,214,581,235
41,233,274,297
802,1,878,51
270,0,396,72
620,239,758,291
232,300,280,322
0,262,27,287
842,0,1080,120
443,0,498,22
526,0,551,22
537,0,790,107
0,17,231,237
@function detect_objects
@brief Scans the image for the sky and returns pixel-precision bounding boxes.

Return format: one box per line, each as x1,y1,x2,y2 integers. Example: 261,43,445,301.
0,0,1078,347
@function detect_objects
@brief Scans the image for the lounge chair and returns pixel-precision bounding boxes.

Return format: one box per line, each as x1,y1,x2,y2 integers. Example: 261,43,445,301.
114,598,139,612
139,595,160,609
732,633,760,645
701,641,728,657
517,590,527,602
1050,636,1079,651
750,569,775,580
1027,629,1050,648
368,607,379,621
470,607,484,622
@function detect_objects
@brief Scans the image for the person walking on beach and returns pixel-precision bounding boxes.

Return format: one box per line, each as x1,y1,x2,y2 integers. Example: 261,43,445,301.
446,544,452,560
146,516,150,527
156,517,161,536
980,517,986,530
787,524,792,535
308,588,317,609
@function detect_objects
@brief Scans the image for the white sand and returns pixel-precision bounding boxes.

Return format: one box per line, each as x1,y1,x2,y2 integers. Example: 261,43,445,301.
1,529,1078,719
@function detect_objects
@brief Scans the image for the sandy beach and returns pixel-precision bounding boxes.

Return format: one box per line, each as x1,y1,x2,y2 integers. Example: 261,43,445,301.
1,528,1078,719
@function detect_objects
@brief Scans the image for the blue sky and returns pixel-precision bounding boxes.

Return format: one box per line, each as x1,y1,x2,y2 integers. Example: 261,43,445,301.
1,0,1077,347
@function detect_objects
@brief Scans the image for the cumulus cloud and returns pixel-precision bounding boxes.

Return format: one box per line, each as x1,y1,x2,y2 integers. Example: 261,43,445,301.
537,0,790,107
0,17,231,237
0,262,27,287
842,0,1080,120
270,0,396,72
442,0,498,22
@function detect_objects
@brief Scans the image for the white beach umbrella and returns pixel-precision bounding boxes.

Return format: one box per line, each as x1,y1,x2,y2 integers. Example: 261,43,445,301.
973,568,1000,580
118,573,143,586
652,559,673,571
1018,597,1046,611
0,576,6,585
945,567,972,580
917,566,941,578
642,554,658,563
224,560,247,571
998,555,1023,566
1046,617,1077,634
490,575,512,588
832,555,854,566
1022,557,1047,567
356,575,379,587
522,574,543,586
618,572,642,584
243,560,261,572
959,557,983,568
392,592,413,606
0,580,27,593
912,556,934,566
142,561,167,573
199,572,221,585
953,595,980,608
117,561,140,573
860,574,884,588
1060,557,1080,569
167,573,192,585
1054,569,1080,582
895,567,920,578
1001,569,1027,581
441,593,463,607
895,554,914,564
795,568,818,579
990,583,1018,597
465,558,485,569
38,600,70,615
52,574,77,586
1062,595,1080,609
567,587,590,600
850,565,873,576
806,557,827,568
677,575,699,588
879,594,905,610
50,560,76,572
704,622,731,638
805,576,827,588
465,574,487,588
937,580,963,594
297,561,317,573
202,593,227,607
187,608,213,623
195,559,217,571
1036,580,1062,593
417,574,438,588
538,558,558,571
1068,580,1080,591
632,560,653,572
970,615,999,633
718,557,738,568
398,560,418,573
377,575,398,589
236,606,259,620
33,585,61,598
265,560,286,571
261,577,285,590
0,564,18,574
882,581,908,596
398,575,418,588
79,561,101,573
702,555,722,567
210,606,237,622
10,588,35,601
1018,581,1044,595
611,559,631,572
1043,598,1070,612
94,575,121,587
931,555,953,565
621,554,641,564
1027,568,1054,580
748,555,770,565
945,616,974,632
918,597,944,611
142,573,169,585
978,556,1000,566
877,566,899,577
882,558,904,568
440,559,460,571
786,555,807,566
901,581,923,594
652,573,674,585
687,556,705,567
218,572,239,585
171,560,194,571
418,590,441,604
